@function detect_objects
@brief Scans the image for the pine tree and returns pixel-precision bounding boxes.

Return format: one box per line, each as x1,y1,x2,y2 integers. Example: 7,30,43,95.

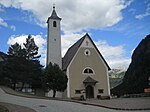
5,35,42,90
8,42,26,58
23,35,41,60
44,63,68,98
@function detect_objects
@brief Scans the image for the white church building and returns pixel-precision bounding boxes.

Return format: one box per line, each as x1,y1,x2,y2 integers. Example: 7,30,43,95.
47,6,110,99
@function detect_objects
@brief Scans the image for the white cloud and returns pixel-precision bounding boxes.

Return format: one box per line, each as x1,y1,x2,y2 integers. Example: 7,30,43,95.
95,40,131,69
7,34,47,66
0,0,12,7
135,3,150,19
0,17,8,27
136,12,150,20
0,17,16,31
10,25,16,31
128,8,136,14
7,35,26,46
0,0,133,33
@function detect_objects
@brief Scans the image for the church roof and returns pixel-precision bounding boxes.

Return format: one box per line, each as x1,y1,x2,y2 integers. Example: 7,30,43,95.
83,76,98,84
62,33,111,71
47,6,61,22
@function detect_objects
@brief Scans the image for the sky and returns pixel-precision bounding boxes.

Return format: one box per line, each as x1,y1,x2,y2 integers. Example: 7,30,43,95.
0,0,150,69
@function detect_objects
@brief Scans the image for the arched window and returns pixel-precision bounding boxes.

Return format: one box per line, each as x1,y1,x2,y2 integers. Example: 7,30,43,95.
83,67,95,74
53,21,57,27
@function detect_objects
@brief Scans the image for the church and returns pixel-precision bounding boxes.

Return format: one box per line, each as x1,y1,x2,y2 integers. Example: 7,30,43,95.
47,6,111,99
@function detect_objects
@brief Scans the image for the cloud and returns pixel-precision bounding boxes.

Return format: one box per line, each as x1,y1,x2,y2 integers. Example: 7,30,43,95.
95,40,131,68
0,0,133,33
0,17,8,27
135,3,150,19
128,8,136,14
7,34,47,66
135,12,150,20
0,17,16,31
0,0,12,7
10,25,16,31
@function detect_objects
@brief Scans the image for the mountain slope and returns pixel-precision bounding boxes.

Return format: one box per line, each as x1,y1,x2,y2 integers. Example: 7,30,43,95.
111,34,150,96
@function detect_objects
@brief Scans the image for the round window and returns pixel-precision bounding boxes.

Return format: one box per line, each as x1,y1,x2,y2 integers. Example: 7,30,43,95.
84,49,90,56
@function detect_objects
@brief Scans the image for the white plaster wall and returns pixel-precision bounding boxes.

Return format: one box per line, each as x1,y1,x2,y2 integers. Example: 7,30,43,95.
47,19,62,68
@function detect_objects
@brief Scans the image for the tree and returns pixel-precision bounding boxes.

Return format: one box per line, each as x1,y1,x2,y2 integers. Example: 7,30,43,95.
0,61,6,85
8,42,26,58
29,60,43,90
2,57,23,89
23,35,41,60
8,35,41,60
5,35,43,90
44,63,68,98
22,35,43,90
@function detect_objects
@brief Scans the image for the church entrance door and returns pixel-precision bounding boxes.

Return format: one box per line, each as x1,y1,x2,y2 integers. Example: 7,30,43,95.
86,85,94,98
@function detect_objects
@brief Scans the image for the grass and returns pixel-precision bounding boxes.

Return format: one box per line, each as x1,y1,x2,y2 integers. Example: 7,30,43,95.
0,105,8,112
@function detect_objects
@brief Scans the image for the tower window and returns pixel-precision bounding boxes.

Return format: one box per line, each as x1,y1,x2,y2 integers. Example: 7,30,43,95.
53,21,57,27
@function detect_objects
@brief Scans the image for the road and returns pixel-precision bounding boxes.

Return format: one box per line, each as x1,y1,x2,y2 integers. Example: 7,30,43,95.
0,88,148,112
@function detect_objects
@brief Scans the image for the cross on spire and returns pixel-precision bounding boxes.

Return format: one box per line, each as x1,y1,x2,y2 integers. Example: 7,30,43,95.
47,4,61,22
53,3,55,10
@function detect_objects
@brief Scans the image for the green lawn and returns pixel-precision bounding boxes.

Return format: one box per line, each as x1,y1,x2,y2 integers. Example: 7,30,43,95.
0,105,8,112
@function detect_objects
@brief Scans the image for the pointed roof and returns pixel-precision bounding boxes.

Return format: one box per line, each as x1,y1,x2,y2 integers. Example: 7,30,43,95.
47,5,61,22
62,33,111,71
83,76,98,84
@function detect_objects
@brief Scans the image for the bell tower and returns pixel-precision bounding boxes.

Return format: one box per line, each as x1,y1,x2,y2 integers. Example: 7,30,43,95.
47,5,62,68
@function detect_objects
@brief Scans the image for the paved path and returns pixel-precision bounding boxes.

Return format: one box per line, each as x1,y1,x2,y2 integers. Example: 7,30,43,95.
0,88,149,112
1,86,150,110
84,97,150,110
0,102,36,112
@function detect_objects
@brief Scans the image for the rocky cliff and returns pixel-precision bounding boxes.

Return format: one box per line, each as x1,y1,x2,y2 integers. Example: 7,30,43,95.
111,34,150,95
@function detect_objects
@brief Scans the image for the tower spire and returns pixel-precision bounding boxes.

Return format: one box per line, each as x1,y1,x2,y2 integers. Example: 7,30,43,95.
47,4,61,22
53,3,55,10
